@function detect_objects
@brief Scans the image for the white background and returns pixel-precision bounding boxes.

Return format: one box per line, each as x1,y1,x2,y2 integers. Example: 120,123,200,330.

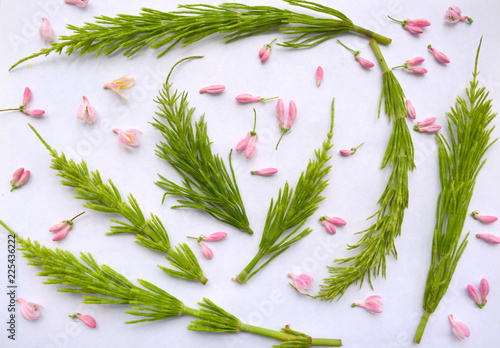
1,1,500,347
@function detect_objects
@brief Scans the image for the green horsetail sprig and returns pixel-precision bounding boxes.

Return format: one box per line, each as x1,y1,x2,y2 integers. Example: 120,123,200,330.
9,1,391,70
28,125,207,284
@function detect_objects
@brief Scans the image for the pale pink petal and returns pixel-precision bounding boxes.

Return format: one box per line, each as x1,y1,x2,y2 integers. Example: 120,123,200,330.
408,66,428,74
236,134,251,151
406,99,416,119
316,66,324,86
448,314,470,340
77,96,97,125
416,117,437,127
16,298,41,321
199,85,225,94
479,278,490,304
199,242,213,259
202,232,227,242
22,87,32,106
404,24,424,35
406,57,425,66
325,217,347,226
245,135,257,158
467,285,481,305
276,99,285,127
10,168,25,185
76,313,97,328
23,109,45,117
407,18,431,27
251,168,278,176
64,0,89,7
355,56,375,68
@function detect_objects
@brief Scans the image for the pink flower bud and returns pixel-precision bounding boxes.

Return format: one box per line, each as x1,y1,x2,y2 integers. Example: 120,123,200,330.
288,273,314,295
52,223,73,241
416,117,437,127
352,295,383,314
320,220,336,234
286,100,297,129
64,0,89,8
49,221,71,233
236,134,251,151
471,211,498,223
16,298,41,321
199,85,225,94
276,99,285,127
10,168,25,186
407,18,431,27
428,45,451,64
202,232,228,242
406,57,425,66
235,94,262,103
405,99,416,119
417,124,442,133
251,168,278,176
476,233,500,244
77,96,96,125
10,168,30,191
355,55,375,68
112,128,142,148
325,216,347,226
245,135,258,159
40,17,55,42
23,109,45,117
316,66,324,86
70,313,97,328
340,149,355,156
199,242,213,259
479,278,490,305
446,6,462,23
448,314,470,341
260,46,272,63
467,284,481,306
404,24,424,35
407,66,428,74
22,87,32,106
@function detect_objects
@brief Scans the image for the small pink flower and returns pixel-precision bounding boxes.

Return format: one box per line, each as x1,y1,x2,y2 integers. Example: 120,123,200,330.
235,94,262,103
316,66,324,86
320,220,336,234
51,222,73,241
446,6,473,24
103,75,135,98
471,211,498,223
70,313,97,328
404,24,424,35
22,87,32,107
428,45,451,64
199,85,225,94
479,278,490,306
10,168,30,192
476,233,500,244
236,134,251,151
245,135,258,159
414,124,441,133
64,0,89,8
407,18,431,27
286,100,297,129
355,55,375,68
467,284,481,307
448,314,470,341
288,273,314,295
407,66,428,74
77,96,96,125
276,98,285,127
112,128,142,148
406,99,416,119
259,39,276,63
202,232,228,242
339,142,364,156
251,168,278,176
16,298,41,321
352,295,383,314
416,117,437,128
199,242,214,259
23,109,45,117
39,17,55,42
406,57,425,66
325,216,347,226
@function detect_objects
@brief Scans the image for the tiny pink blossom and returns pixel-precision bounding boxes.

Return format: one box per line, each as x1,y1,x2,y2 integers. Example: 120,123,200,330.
476,233,500,244
199,242,214,259
258,39,276,63
112,128,142,148
77,96,96,125
479,278,490,305
417,124,442,133
199,85,225,94
235,94,262,103
10,168,25,186
467,284,481,307
407,18,431,27
288,273,314,295
245,135,258,159
64,0,89,8
10,168,30,192
236,134,251,151
320,220,336,235
406,57,425,66
405,99,416,119
23,109,45,117
70,313,97,328
471,211,498,223
286,100,297,129
446,6,462,23
40,17,55,42
316,66,324,86
16,298,41,321
404,24,424,35
339,142,364,156
416,117,437,128
276,99,285,127
22,87,32,107
51,223,73,241
352,295,383,314
355,55,375,68
428,45,451,64
202,232,228,242
407,66,428,74
251,168,278,176
325,216,347,226
103,75,135,98
448,314,470,341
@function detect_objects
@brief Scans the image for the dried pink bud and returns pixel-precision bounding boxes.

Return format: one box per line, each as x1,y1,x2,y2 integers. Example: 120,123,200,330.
199,85,226,94
202,232,228,242
407,18,431,27
355,55,375,68
406,57,425,66
245,135,258,159
476,233,500,244
471,211,498,223
352,295,383,314
199,242,214,259
16,298,41,321
22,87,32,107
10,168,30,192
404,24,424,35
39,17,55,42
77,96,96,125
405,99,416,119
70,313,97,328
251,168,278,176
448,314,470,341
316,66,324,86
64,0,89,8
112,128,142,148
428,45,451,64
416,117,437,127
288,273,314,295
407,66,428,74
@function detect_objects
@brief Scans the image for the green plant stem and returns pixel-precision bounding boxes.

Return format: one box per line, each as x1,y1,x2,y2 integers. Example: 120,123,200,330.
413,311,431,344
351,24,391,45
0,108,20,112
233,251,265,283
